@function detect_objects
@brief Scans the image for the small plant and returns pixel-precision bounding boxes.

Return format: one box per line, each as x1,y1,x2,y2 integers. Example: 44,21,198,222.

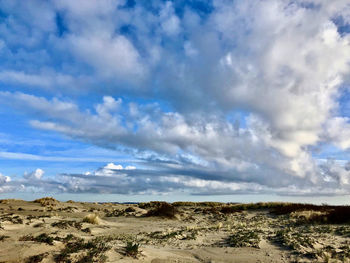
25,253,47,263
82,227,92,234
125,241,140,258
83,214,100,225
125,207,136,213
227,229,261,248
19,233,54,245
34,197,59,207
33,223,44,228
51,220,82,230
0,235,9,241
105,209,125,217
54,236,111,263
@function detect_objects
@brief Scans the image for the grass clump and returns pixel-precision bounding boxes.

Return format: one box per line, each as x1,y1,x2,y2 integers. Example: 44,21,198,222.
55,236,112,263
19,233,54,245
25,253,47,263
34,197,59,207
51,220,82,230
227,229,261,248
145,202,178,218
0,235,9,241
124,241,141,258
83,214,100,225
274,227,315,252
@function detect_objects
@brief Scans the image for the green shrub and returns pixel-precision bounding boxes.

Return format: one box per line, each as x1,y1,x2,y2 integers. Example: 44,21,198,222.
125,241,140,258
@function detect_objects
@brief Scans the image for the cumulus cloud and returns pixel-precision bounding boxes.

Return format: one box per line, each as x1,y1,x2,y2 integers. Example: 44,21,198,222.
23,168,44,180
0,173,12,193
0,173,11,184
0,0,350,196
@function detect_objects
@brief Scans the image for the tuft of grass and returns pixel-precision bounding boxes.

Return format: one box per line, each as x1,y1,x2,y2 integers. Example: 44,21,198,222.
55,236,112,263
82,227,92,234
0,214,23,224
83,214,100,225
274,227,315,252
125,206,136,213
124,241,140,258
51,220,82,230
227,229,261,248
34,197,59,207
105,209,125,217
33,223,44,228
0,235,9,241
25,253,47,263
19,233,54,245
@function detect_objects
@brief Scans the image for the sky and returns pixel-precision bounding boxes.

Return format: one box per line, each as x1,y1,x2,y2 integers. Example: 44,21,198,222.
0,0,350,204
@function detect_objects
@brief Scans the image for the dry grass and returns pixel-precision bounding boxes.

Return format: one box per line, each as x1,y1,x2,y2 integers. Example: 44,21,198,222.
145,202,178,219
82,214,100,225
34,197,59,207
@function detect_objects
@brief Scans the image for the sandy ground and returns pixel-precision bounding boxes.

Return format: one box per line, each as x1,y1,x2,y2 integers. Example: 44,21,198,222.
0,199,349,263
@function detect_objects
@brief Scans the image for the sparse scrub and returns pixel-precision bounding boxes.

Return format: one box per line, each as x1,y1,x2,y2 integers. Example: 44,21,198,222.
33,223,44,228
275,228,315,253
148,227,198,241
124,241,141,258
34,197,59,207
25,253,47,263
51,220,82,230
105,209,125,217
227,228,261,248
0,235,9,241
125,206,136,213
82,227,92,234
0,214,23,224
19,233,54,245
55,236,112,263
145,202,178,218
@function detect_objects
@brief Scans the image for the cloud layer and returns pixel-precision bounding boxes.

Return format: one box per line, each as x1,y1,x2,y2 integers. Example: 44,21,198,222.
0,0,350,196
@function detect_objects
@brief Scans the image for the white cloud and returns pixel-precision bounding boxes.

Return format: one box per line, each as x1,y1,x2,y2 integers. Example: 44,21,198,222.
23,168,44,180
0,173,11,184
105,163,123,170
325,117,350,150
68,34,145,82
0,0,350,196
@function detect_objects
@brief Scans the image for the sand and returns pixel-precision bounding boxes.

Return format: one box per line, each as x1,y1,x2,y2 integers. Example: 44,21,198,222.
0,199,349,262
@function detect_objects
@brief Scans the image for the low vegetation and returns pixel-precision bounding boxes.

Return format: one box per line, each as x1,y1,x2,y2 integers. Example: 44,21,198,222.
0,235,9,241
83,214,100,225
34,197,59,207
124,241,141,258
25,253,47,263
144,202,178,218
51,220,82,230
19,233,55,245
227,228,261,248
3,199,350,262
55,236,112,263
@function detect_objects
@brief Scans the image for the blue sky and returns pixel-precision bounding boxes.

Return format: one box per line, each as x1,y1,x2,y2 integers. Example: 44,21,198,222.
0,0,350,204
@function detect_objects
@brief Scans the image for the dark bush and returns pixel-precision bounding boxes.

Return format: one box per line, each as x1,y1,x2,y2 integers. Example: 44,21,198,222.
125,207,136,213
145,202,178,218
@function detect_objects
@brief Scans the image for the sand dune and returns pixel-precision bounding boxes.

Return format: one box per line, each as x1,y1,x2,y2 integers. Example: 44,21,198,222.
0,199,349,262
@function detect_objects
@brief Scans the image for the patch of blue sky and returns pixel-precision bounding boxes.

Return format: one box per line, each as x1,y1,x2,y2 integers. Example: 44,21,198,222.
332,15,350,36
225,109,249,129
0,103,139,176
312,143,350,163
338,87,350,118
